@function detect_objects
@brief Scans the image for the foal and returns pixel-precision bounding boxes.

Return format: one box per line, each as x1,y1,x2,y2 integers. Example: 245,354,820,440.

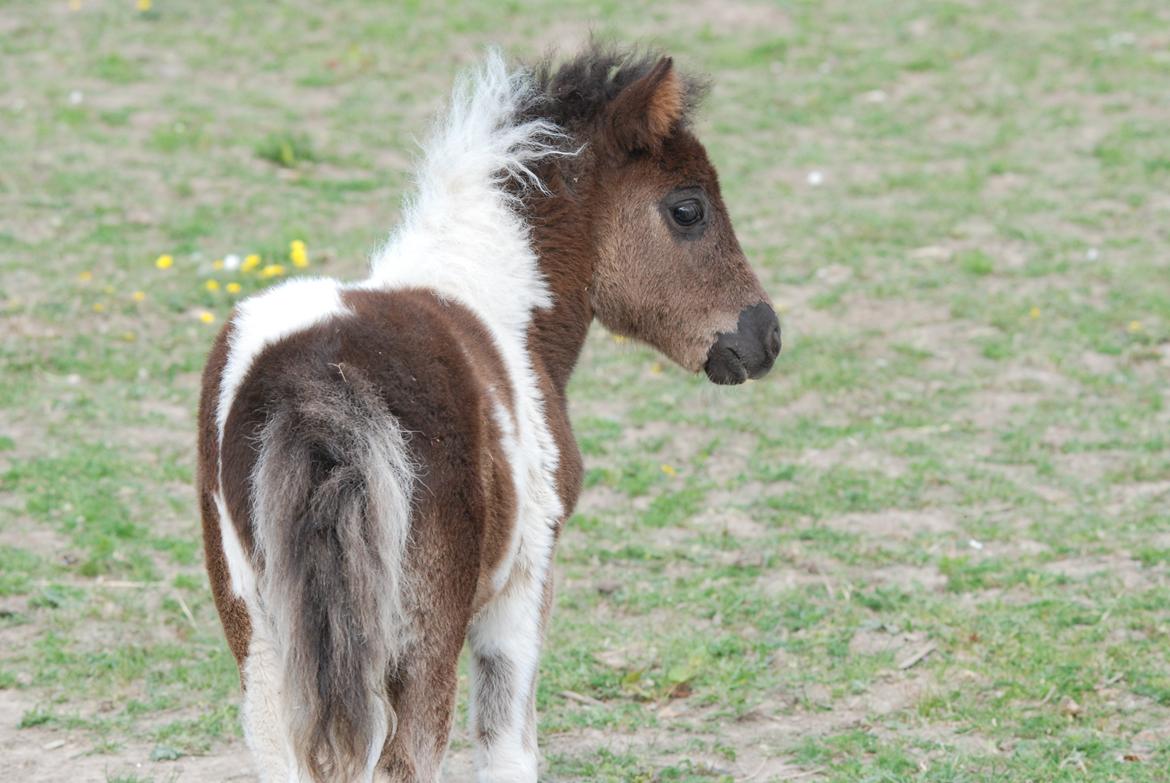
197,46,780,783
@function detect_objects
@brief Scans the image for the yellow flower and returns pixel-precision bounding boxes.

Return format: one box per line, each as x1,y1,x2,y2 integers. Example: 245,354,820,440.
131,290,146,302
613,334,627,344
154,254,173,270
92,302,106,313
77,270,93,283
1127,320,1143,334
198,310,215,324
661,464,677,477
241,254,261,272
650,361,663,375
136,0,151,11
226,282,242,294
205,279,220,292
122,331,137,342
290,239,309,268
212,259,225,271
69,0,82,11
102,285,114,294
259,264,286,279
1028,306,1040,320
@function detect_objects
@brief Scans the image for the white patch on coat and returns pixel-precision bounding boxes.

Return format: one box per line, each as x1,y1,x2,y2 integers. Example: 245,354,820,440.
468,568,544,782
215,276,349,443
241,624,300,783
214,490,256,602
463,402,549,779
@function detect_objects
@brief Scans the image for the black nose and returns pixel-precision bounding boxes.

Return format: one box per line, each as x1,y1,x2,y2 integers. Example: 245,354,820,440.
704,302,781,385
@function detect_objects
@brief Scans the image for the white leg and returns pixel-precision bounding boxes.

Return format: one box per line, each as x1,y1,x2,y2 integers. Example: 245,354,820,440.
241,626,304,783
467,565,550,783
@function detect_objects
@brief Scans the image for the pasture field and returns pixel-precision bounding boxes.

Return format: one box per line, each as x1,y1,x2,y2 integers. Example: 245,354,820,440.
2,1,1169,781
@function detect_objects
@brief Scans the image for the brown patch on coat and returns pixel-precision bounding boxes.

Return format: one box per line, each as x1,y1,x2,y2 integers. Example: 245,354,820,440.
340,289,520,611
195,320,252,673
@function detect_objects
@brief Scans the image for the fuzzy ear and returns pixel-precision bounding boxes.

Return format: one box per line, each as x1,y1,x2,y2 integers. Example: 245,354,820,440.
606,57,685,154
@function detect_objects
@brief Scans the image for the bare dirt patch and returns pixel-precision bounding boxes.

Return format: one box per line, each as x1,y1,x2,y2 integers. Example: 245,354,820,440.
0,688,252,783
1043,554,1162,591
800,440,908,478
824,509,958,540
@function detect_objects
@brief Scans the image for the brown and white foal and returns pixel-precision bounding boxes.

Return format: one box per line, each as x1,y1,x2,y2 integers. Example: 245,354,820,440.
197,46,780,783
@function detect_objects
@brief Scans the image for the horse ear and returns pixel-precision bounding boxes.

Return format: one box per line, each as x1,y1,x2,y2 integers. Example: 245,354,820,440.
606,57,684,154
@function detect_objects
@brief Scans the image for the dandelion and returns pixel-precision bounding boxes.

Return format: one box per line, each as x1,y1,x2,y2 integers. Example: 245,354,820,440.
131,290,146,302
1127,320,1143,334
259,264,286,279
290,239,309,268
77,270,93,283
226,282,242,294
155,254,173,270
92,302,106,313
613,334,627,344
198,310,215,324
102,285,114,294
136,0,151,10
212,258,225,271
241,254,261,272
223,254,241,271
650,361,663,375
122,331,137,342
661,464,677,477
1028,306,1041,320
205,279,220,292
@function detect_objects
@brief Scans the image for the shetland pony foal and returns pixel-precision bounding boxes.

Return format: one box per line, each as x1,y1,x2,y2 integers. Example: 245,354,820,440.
198,47,780,782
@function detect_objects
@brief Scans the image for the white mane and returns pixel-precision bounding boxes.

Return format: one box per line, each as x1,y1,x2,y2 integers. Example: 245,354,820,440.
366,49,568,335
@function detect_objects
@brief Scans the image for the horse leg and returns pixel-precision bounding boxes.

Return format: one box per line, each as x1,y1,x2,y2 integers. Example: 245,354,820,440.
239,622,302,783
467,562,553,782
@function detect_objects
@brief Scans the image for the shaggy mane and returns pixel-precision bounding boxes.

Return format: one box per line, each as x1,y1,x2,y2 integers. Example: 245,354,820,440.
525,44,709,136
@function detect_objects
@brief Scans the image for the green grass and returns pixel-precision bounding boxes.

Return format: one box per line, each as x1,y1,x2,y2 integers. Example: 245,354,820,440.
2,0,1169,780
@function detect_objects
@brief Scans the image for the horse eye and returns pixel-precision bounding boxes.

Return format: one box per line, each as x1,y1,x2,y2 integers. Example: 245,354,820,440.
670,200,703,227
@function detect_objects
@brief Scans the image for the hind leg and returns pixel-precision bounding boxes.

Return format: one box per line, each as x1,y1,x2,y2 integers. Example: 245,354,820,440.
467,564,552,782
374,639,463,782
240,625,300,783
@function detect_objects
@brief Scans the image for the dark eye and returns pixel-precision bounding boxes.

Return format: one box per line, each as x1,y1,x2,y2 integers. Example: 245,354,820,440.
670,199,703,226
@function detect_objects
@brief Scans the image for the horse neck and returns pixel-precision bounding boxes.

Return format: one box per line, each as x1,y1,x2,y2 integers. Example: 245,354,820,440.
523,163,597,398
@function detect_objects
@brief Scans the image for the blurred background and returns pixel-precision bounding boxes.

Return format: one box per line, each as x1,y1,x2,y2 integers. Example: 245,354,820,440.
1,1,1168,781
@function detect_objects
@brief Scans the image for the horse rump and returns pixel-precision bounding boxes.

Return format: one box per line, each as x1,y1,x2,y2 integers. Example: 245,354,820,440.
251,369,414,782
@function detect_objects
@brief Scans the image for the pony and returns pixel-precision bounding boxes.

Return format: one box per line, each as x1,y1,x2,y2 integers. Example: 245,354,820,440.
197,44,780,783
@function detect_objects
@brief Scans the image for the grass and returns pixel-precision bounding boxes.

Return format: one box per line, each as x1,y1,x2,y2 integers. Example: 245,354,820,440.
1,0,1169,781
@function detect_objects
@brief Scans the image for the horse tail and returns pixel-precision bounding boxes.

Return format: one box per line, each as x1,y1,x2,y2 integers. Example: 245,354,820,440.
251,370,414,782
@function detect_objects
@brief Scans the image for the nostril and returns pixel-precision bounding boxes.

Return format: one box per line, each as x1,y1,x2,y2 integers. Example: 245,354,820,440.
767,325,782,359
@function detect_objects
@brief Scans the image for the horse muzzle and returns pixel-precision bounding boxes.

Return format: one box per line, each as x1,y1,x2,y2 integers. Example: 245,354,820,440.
703,302,781,385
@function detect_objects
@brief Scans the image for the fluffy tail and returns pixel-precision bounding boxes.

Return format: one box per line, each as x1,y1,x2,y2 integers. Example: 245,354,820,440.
251,372,414,782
